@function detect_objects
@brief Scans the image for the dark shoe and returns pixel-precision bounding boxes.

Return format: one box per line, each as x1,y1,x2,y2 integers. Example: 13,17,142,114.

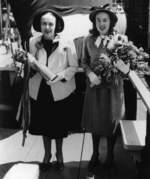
54,153,64,171
88,154,100,171
39,162,52,172
103,158,114,169
53,161,64,171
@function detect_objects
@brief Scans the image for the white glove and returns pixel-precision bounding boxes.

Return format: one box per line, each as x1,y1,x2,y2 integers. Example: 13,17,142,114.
88,72,101,86
114,60,130,75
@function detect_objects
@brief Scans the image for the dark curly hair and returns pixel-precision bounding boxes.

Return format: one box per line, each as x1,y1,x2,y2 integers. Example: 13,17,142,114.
89,15,116,36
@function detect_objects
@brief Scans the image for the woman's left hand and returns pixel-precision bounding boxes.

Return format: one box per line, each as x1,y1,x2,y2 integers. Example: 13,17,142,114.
100,53,111,63
114,59,130,75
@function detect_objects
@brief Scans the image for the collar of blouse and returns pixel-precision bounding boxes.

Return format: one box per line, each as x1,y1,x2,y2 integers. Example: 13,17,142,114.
94,35,110,48
35,35,60,50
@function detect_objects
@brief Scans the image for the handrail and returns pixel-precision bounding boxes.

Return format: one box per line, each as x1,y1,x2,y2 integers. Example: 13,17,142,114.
0,0,2,35
77,68,150,113
128,70,150,113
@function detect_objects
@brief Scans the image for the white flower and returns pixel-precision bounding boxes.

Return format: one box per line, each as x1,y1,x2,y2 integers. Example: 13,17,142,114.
107,34,128,50
107,38,116,50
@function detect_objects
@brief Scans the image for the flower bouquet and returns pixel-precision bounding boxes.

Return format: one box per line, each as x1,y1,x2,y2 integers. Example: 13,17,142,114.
13,49,57,81
107,34,149,71
90,33,150,85
90,53,117,83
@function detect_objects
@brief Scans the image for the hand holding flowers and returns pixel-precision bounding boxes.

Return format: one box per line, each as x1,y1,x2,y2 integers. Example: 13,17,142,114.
107,34,149,71
90,33,150,86
88,71,102,87
13,49,57,81
114,60,130,75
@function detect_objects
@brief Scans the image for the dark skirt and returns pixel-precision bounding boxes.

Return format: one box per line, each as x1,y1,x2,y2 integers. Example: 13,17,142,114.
29,80,74,139
82,78,125,137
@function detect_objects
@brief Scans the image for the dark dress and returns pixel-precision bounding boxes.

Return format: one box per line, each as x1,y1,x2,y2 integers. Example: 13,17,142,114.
29,37,74,138
81,35,125,137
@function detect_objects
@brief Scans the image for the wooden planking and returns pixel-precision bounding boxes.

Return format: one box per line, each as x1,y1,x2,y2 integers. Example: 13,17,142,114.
120,120,146,150
63,133,92,162
0,131,93,165
0,131,41,164
22,134,44,162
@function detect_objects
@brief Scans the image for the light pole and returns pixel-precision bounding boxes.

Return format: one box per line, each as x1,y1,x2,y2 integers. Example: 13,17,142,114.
0,0,2,37
148,0,150,48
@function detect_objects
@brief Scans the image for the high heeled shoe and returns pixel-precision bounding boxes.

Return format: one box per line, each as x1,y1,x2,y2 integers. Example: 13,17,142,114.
103,154,114,169
88,154,100,171
39,162,52,172
53,153,64,171
40,154,52,172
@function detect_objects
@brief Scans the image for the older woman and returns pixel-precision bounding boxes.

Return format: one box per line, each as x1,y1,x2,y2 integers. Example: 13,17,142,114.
28,9,78,171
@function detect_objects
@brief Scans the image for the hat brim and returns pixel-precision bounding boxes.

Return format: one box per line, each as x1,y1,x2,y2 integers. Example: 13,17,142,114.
89,9,118,24
33,9,64,33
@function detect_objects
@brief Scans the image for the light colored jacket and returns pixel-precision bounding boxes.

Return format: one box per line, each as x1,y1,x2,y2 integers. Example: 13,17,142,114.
29,35,78,101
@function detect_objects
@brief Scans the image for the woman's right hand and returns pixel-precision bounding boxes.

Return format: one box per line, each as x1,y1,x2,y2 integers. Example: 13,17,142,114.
88,72,101,86
27,53,37,64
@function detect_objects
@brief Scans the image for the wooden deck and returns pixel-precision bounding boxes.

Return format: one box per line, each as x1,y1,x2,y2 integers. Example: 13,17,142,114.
0,129,138,179
0,131,93,164
0,96,147,178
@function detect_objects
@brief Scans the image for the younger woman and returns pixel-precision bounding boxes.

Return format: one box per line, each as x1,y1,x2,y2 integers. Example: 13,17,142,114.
81,5,125,169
